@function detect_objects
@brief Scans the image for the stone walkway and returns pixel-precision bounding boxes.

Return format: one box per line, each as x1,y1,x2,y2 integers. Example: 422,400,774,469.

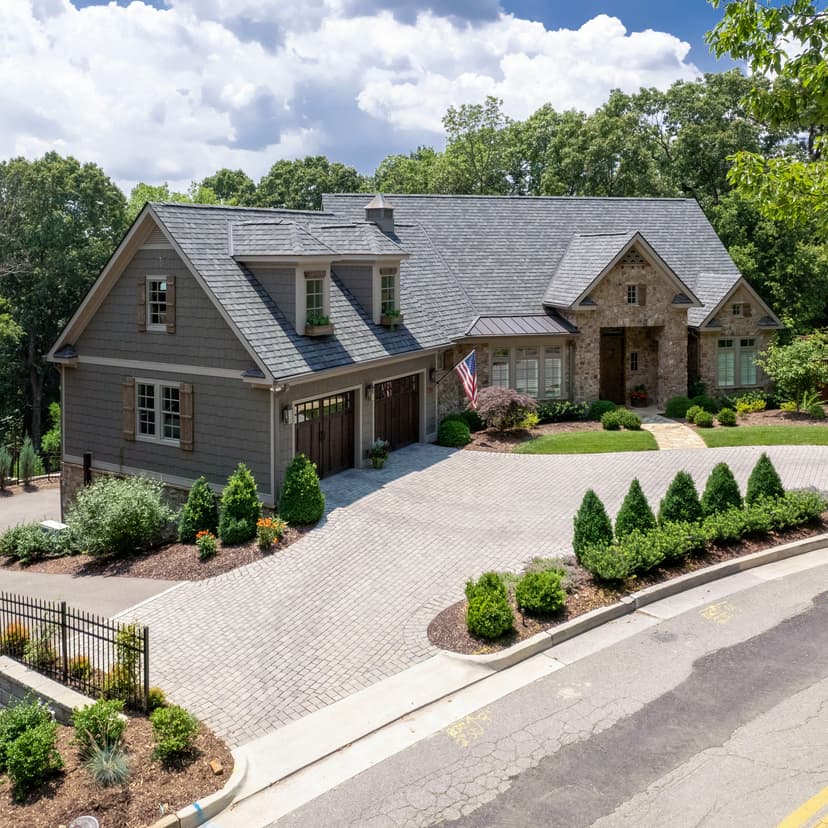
120,444,828,748
642,422,707,450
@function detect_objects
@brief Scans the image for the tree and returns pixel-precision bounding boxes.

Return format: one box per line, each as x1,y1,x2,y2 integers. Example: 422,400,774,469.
374,147,448,194
706,1,828,230
615,479,656,539
255,156,367,210
442,96,511,194
757,331,828,402
0,153,127,443
125,181,217,222
200,168,256,205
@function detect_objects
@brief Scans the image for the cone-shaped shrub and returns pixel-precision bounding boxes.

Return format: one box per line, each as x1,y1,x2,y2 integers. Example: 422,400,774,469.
218,463,261,544
18,435,37,484
278,453,325,524
178,476,218,542
658,471,702,525
746,452,784,504
701,462,742,517
615,479,656,539
573,489,614,563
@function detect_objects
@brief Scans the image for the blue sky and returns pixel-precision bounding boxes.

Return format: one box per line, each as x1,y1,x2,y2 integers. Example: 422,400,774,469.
5,0,735,192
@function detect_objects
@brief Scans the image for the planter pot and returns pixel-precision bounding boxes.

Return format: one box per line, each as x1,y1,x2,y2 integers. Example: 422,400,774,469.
630,398,648,408
305,323,334,337
380,313,404,328
371,456,386,469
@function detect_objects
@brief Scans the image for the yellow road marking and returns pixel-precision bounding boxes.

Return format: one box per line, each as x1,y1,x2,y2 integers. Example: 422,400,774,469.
446,710,491,748
700,601,736,624
777,784,828,827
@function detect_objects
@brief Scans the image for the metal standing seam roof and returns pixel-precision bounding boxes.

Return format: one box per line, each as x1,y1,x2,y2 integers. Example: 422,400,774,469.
465,315,578,337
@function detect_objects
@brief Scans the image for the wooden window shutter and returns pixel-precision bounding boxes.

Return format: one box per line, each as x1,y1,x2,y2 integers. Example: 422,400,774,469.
137,278,147,331
165,277,176,333
638,284,647,306
179,382,194,451
122,377,135,441
743,301,752,318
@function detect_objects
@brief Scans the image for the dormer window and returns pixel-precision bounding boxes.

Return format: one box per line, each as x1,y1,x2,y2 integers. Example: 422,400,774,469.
380,270,396,315
375,265,403,326
300,268,333,335
305,273,325,323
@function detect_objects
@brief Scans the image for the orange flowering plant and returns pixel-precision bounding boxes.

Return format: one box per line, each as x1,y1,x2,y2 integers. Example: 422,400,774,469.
195,529,217,561
256,516,287,550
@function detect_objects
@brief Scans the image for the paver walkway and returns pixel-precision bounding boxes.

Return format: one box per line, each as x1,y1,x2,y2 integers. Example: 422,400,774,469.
642,422,707,450
120,445,828,747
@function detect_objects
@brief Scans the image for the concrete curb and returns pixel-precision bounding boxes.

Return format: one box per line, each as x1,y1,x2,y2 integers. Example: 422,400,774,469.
148,753,247,828
444,532,828,670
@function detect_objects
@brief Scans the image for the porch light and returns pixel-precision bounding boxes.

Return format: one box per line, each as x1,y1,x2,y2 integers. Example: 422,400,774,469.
365,384,375,401
281,406,294,425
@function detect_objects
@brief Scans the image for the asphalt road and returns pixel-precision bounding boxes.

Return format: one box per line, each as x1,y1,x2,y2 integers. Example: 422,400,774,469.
0,485,60,530
277,561,828,828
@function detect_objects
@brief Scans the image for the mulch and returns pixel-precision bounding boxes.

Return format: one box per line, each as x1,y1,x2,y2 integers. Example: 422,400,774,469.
687,406,827,429
427,516,828,655
466,420,600,452
0,715,233,828
0,525,312,582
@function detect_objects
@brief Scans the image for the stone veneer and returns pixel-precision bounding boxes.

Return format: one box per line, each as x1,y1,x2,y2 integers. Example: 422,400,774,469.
560,250,690,407
696,284,774,397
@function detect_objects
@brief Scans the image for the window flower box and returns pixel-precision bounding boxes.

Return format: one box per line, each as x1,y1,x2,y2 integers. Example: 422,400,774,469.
380,311,404,328
304,322,334,337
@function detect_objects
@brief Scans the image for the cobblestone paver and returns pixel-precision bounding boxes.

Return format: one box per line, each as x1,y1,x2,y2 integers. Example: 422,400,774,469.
120,445,828,747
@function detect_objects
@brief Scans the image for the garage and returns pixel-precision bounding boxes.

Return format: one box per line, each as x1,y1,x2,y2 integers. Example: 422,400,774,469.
374,374,420,450
295,391,356,478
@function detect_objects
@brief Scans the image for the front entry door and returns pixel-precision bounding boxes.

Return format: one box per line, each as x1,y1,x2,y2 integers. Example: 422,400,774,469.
294,391,356,478
600,329,625,404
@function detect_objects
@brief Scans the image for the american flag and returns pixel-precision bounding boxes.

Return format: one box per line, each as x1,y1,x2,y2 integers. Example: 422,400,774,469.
454,350,478,409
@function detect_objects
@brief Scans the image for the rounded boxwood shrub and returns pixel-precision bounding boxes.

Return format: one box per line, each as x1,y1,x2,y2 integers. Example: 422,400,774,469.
67,476,176,557
437,418,471,447
573,489,613,563
178,476,218,543
466,592,513,640
601,410,622,430
0,696,52,771
685,405,702,423
460,409,485,432
589,400,617,420
665,396,692,418
691,394,720,414
618,409,642,430
515,570,565,615
701,462,742,517
278,453,325,525
693,410,715,428
615,479,656,539
218,463,262,544
150,705,199,762
6,720,62,800
659,471,702,525
465,571,507,602
717,407,737,427
746,452,785,504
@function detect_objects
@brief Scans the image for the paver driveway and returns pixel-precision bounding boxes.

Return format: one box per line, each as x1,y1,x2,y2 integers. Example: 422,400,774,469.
121,444,828,747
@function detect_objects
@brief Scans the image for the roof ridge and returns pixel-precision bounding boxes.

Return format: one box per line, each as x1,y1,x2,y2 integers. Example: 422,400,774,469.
152,201,333,216
324,193,697,203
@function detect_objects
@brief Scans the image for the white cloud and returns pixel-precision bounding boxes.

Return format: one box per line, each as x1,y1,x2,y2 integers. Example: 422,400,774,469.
0,0,700,192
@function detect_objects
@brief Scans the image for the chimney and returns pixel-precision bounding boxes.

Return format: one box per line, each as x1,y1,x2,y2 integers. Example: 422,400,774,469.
365,193,395,235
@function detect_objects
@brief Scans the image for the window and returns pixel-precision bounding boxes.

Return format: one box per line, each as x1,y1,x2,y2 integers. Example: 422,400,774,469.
629,351,639,372
381,273,396,315
136,381,180,444
515,348,539,397
718,339,758,387
717,340,735,387
491,348,510,387
543,348,562,398
740,338,757,385
147,279,167,329
626,284,638,305
732,303,742,316
306,277,324,320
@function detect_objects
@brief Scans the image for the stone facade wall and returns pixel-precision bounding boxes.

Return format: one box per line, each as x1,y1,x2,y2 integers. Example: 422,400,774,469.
560,253,689,407
436,344,490,421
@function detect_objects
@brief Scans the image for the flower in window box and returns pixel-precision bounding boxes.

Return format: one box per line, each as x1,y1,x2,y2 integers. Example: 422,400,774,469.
380,309,404,328
305,311,334,336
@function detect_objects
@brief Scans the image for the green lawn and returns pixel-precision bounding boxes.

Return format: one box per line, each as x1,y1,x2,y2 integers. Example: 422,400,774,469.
514,430,659,455
698,425,828,448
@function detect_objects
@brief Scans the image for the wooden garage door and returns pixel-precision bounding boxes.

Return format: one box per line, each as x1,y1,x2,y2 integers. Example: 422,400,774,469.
374,374,419,451
295,391,355,478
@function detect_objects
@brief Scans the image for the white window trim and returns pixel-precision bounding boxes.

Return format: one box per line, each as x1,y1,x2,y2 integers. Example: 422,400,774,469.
717,338,760,388
295,266,331,331
488,345,566,400
135,378,181,447
146,275,168,333
626,283,638,306
372,264,400,324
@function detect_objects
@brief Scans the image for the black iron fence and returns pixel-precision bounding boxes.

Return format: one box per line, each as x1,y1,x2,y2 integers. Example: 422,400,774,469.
0,592,149,711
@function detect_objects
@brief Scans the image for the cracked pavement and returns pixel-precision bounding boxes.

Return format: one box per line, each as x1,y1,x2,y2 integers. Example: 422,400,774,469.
277,561,828,827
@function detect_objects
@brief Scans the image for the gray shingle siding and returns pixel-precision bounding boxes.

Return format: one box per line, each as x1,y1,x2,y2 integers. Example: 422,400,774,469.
334,264,374,320
248,265,296,327
76,247,253,370
64,364,271,494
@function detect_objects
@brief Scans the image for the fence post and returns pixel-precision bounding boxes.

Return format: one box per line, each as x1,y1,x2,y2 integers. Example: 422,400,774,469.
143,627,150,712
61,601,69,683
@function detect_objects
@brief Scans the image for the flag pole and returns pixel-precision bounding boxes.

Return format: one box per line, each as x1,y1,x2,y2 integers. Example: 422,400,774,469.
433,349,476,385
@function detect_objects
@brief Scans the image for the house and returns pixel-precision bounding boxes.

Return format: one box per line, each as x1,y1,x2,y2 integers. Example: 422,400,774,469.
48,193,782,509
